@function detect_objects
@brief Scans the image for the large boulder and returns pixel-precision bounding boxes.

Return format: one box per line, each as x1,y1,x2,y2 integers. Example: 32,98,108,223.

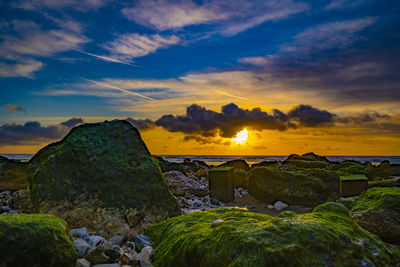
282,152,329,169
0,155,28,190
28,120,180,235
218,159,250,171
145,203,400,266
348,187,400,243
248,166,339,206
0,214,77,266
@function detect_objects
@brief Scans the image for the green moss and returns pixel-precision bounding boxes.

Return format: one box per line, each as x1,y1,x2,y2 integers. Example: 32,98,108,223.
0,155,28,190
349,187,400,243
146,204,400,267
28,120,180,219
248,166,338,205
340,174,368,181
0,214,77,266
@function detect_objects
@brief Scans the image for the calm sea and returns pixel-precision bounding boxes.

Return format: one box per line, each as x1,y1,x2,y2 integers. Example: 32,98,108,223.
3,154,400,165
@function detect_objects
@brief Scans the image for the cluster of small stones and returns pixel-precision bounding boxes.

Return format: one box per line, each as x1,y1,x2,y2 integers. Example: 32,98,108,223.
0,191,20,214
73,226,153,267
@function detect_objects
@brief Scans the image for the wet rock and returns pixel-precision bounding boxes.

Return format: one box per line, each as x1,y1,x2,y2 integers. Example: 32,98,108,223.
274,201,288,211
89,235,106,247
85,246,109,265
135,235,151,252
74,238,91,258
105,248,120,263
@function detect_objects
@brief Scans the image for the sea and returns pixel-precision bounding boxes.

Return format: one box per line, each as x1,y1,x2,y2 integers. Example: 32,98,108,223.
2,154,400,166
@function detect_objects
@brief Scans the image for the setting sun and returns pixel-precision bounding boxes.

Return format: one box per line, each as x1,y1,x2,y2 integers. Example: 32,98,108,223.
232,129,248,144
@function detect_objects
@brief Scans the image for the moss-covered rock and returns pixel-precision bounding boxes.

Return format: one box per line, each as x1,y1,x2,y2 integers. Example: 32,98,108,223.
282,152,329,169
349,187,400,243
146,203,400,267
218,159,250,171
153,156,187,174
0,214,77,266
28,120,180,232
368,177,400,188
0,155,28,190
248,166,339,205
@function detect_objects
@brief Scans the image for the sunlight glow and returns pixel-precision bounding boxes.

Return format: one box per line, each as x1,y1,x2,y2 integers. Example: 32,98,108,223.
232,129,248,144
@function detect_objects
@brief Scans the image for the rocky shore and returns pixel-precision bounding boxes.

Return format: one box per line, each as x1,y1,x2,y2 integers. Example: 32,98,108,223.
1,120,400,266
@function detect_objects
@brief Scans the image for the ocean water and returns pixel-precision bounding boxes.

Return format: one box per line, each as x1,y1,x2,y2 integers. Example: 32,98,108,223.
3,153,400,165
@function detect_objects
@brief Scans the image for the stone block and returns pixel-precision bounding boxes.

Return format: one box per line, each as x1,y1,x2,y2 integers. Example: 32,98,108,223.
340,174,368,197
209,167,234,202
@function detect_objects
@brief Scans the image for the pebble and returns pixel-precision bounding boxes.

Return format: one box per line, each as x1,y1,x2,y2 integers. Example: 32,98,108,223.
76,258,91,267
137,246,153,267
267,205,274,209
90,235,106,247
74,238,91,258
109,235,125,246
135,235,151,251
85,246,110,265
212,219,225,226
93,264,121,267
274,201,288,211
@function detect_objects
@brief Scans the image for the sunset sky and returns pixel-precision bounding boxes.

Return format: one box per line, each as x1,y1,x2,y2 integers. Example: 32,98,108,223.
0,0,399,155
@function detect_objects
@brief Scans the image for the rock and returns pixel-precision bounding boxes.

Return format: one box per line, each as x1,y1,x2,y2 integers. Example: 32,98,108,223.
274,201,288,211
267,205,274,209
195,168,208,178
0,155,29,190
74,238,91,258
368,177,400,188
27,120,181,236
152,156,186,173
218,159,250,171
120,252,140,266
85,246,109,265
208,167,234,203
212,219,225,226
7,189,31,212
76,258,91,267
109,235,125,246
135,235,151,252
282,152,329,169
71,227,89,238
137,246,153,267
248,166,338,206
105,249,121,263
89,235,106,247
145,204,400,266
0,214,77,266
348,187,400,243
163,171,208,197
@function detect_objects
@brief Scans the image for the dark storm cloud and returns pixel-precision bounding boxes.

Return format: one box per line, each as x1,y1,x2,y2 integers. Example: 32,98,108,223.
125,118,156,130
5,104,26,113
155,103,336,138
337,111,391,124
0,117,85,146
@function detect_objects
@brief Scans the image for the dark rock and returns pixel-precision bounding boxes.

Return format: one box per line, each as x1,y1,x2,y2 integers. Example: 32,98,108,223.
0,155,28,190
0,214,77,266
7,189,31,213
218,159,250,171
109,235,125,246
28,120,180,234
209,167,234,202
85,246,109,264
105,249,120,263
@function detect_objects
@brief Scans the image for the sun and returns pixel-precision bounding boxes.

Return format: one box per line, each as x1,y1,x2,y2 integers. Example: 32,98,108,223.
232,129,248,144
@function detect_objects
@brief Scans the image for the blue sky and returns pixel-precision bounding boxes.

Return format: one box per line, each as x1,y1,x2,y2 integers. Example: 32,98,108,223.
1,0,400,154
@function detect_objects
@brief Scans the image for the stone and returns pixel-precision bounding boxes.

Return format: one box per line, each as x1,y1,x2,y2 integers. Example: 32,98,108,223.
105,249,121,263
109,235,125,246
274,201,288,211
208,167,234,202
85,246,109,265
76,258,91,267
267,205,274,209
75,238,92,258
0,155,28,190
120,252,140,266
218,159,250,171
93,264,121,267
145,204,400,266
7,189,31,212
137,246,153,267
0,214,77,266
212,219,225,226
135,235,151,252
340,174,368,197
348,187,400,243
27,120,180,235
90,235,106,247
71,227,89,238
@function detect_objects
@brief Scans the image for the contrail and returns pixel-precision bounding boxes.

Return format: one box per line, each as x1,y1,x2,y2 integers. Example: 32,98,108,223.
74,50,141,67
80,77,155,101
215,90,248,100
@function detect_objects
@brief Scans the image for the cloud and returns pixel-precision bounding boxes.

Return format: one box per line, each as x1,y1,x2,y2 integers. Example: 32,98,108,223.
11,0,110,11
104,33,180,61
122,0,308,36
324,0,365,10
0,60,43,78
183,135,230,145
280,17,377,53
0,117,85,146
74,50,140,67
4,104,26,113
154,103,336,139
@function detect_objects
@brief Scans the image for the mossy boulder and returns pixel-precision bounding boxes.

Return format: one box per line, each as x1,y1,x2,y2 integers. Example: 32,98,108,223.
349,187,400,243
248,166,339,206
28,120,180,232
368,177,400,188
218,159,250,171
0,214,77,266
153,156,187,174
0,155,28,190
282,152,329,169
146,203,400,267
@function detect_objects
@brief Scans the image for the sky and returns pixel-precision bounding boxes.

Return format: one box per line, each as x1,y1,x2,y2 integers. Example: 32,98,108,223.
0,0,399,155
